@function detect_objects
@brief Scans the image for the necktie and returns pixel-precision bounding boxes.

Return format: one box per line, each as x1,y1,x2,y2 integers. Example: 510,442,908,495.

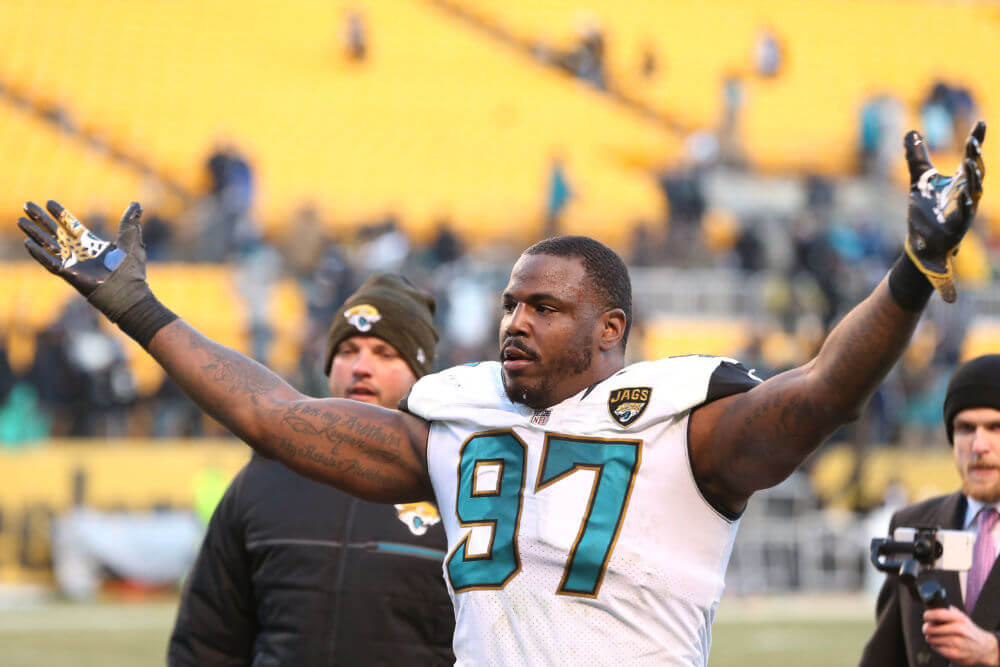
966,507,999,614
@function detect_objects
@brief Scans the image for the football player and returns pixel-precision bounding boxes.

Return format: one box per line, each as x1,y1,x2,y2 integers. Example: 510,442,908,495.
17,124,985,665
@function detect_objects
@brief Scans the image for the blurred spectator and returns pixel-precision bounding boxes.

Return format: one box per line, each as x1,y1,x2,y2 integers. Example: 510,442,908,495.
27,321,80,436
139,211,174,262
59,304,136,437
281,203,330,281
754,27,783,78
734,219,767,273
0,338,13,405
0,338,50,446
343,8,368,61
233,240,283,364
428,219,464,266
719,74,746,166
628,222,664,267
0,383,49,446
554,15,607,90
858,94,903,178
25,301,137,438
657,167,707,264
921,81,979,152
151,378,205,438
544,156,573,237
790,213,842,327
200,145,259,261
639,42,659,79
358,215,410,272
898,323,949,448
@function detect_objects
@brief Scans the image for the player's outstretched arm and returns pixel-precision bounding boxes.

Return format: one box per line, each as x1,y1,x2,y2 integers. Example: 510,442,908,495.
690,123,986,514
17,200,432,504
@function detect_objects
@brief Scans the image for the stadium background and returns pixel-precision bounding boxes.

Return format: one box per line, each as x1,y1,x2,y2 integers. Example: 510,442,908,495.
1,0,998,664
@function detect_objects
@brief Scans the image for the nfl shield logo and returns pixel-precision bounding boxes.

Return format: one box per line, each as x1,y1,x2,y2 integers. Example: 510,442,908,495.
608,387,652,427
530,409,551,426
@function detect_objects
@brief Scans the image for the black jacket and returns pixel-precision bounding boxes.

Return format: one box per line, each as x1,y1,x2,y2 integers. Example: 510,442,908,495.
859,492,1000,667
168,455,455,666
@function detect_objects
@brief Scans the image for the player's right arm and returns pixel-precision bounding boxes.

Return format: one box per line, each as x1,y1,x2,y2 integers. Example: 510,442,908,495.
17,200,432,504
150,319,432,502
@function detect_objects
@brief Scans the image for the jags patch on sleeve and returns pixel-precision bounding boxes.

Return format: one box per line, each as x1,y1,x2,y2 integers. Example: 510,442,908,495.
608,387,652,427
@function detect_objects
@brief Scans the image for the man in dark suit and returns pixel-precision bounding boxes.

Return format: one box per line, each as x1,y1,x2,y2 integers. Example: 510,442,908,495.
861,354,1000,667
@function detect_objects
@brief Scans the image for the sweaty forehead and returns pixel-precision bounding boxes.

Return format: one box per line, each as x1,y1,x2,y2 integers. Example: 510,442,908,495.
506,253,588,300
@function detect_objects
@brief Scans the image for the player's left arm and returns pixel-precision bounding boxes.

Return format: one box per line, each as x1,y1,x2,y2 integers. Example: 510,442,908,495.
689,123,986,515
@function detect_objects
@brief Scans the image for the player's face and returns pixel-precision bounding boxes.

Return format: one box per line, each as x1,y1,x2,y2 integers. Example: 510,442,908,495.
499,253,601,409
328,335,417,409
953,407,1000,503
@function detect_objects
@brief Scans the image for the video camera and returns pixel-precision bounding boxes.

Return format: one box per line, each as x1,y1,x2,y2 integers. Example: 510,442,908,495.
870,526,974,609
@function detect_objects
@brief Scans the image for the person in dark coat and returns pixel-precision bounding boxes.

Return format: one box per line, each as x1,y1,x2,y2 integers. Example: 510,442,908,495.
860,355,1000,667
168,274,455,666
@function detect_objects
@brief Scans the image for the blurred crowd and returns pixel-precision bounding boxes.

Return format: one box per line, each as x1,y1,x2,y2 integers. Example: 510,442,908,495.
0,41,997,466
1,145,996,455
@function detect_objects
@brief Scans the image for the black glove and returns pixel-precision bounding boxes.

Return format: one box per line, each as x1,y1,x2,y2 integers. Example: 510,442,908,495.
903,122,986,303
18,200,153,321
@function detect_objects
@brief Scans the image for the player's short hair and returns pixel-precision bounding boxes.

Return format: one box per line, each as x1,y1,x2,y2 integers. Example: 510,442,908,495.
523,236,632,347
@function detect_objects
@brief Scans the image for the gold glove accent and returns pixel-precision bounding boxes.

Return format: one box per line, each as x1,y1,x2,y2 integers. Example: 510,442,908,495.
905,237,957,303
54,206,106,263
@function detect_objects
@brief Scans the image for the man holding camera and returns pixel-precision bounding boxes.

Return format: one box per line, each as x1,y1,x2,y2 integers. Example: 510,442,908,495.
862,354,1000,667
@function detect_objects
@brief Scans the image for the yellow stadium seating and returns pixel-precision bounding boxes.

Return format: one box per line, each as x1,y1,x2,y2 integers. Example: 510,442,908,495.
440,0,1000,179
2,0,997,244
642,315,749,360
0,0,677,247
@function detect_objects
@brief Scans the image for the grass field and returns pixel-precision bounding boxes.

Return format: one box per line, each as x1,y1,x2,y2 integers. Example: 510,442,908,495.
0,594,875,666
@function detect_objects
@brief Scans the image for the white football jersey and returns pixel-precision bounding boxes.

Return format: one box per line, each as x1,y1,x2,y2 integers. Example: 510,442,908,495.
403,356,761,666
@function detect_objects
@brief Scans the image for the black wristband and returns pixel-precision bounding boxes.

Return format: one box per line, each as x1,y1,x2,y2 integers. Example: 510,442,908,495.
116,293,179,349
888,252,934,312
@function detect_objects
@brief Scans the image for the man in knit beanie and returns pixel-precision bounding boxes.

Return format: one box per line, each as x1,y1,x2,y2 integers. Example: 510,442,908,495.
862,354,1000,667
169,274,454,667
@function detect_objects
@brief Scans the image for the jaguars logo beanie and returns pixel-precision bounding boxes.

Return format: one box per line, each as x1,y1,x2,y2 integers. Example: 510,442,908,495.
324,273,438,378
943,354,1000,444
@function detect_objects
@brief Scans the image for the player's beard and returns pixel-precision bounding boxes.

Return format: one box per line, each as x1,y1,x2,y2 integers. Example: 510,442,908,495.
503,334,593,409
962,464,1000,503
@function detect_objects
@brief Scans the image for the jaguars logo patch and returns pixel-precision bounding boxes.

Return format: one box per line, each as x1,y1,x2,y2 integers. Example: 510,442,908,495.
608,387,651,427
343,304,381,332
394,502,442,536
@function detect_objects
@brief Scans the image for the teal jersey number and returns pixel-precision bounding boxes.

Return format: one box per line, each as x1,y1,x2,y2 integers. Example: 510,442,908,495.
447,430,641,597
537,435,642,597
447,431,527,591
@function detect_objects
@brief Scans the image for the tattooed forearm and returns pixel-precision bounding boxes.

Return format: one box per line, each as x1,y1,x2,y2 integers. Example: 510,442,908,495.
281,411,403,463
201,349,282,405
148,321,299,441
274,438,405,488
146,320,429,502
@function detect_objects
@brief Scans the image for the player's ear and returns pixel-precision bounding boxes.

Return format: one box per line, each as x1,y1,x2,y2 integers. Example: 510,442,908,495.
598,308,626,351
